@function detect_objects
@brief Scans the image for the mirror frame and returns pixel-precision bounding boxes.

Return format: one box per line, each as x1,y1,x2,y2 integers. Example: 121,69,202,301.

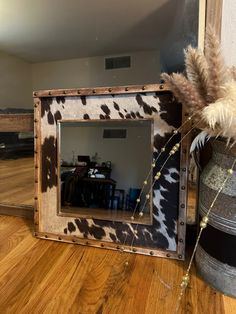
33,84,190,259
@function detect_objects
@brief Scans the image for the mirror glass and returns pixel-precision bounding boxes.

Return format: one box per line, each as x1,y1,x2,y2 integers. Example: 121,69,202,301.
59,119,153,224
0,0,201,212
0,131,34,206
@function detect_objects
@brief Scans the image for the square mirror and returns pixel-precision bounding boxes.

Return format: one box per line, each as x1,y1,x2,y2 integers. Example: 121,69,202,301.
58,119,153,225
34,85,189,259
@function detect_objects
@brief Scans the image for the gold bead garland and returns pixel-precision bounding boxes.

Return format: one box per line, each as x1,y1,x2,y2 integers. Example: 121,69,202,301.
154,172,161,180
127,123,198,253
175,161,236,313
120,114,196,253
114,113,231,313
124,118,199,255
180,274,189,288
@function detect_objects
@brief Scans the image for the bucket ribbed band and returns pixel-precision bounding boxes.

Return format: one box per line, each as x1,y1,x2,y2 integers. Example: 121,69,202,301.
199,220,236,267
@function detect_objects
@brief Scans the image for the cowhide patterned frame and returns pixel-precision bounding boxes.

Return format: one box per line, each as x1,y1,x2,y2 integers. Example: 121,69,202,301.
33,84,189,260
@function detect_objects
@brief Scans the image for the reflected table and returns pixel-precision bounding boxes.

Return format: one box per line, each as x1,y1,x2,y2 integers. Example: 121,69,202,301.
79,177,116,209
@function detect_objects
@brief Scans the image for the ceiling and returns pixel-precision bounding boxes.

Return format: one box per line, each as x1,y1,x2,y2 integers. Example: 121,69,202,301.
0,0,190,63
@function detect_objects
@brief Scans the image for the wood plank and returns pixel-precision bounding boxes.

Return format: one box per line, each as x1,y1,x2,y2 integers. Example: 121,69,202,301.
0,157,34,215
0,114,33,132
0,223,31,261
0,216,235,313
223,295,236,314
0,242,68,312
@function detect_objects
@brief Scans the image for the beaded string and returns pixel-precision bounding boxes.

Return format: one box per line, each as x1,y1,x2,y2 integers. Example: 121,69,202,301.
174,158,236,313
126,121,201,253
120,114,195,249
130,115,193,218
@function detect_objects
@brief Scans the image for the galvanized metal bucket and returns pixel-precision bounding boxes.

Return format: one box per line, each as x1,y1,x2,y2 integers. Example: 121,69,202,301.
195,139,236,298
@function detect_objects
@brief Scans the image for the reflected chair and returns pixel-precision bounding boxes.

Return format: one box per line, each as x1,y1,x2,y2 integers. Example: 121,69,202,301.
125,188,141,211
109,189,125,210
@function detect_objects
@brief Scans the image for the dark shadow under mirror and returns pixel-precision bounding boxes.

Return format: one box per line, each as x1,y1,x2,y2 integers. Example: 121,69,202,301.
58,119,153,224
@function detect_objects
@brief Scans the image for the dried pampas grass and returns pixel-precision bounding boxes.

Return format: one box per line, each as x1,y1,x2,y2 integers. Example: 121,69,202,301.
184,46,210,103
161,26,236,148
202,81,236,142
161,72,204,114
230,66,236,81
205,26,228,101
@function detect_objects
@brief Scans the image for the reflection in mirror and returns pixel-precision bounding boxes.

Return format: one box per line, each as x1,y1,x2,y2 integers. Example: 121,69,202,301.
59,120,153,224
187,152,198,225
0,131,34,206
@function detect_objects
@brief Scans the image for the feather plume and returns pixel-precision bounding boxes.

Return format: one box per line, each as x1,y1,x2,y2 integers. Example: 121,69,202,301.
190,131,211,153
202,81,236,141
184,46,209,103
161,72,205,113
205,26,227,102
161,27,236,144
230,66,236,81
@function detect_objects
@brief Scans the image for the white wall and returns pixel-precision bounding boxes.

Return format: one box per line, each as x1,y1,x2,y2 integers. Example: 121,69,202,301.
221,0,236,66
0,51,32,109
32,50,160,90
61,124,152,197
0,49,159,109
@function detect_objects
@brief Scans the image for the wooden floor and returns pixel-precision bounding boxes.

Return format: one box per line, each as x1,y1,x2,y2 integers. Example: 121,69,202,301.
62,206,151,225
0,216,235,314
0,157,34,205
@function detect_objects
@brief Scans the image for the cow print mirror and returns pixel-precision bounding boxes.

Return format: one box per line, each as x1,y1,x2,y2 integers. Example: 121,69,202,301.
34,84,189,260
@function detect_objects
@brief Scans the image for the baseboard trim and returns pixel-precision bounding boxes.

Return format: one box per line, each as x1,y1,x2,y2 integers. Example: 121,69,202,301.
0,203,34,220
